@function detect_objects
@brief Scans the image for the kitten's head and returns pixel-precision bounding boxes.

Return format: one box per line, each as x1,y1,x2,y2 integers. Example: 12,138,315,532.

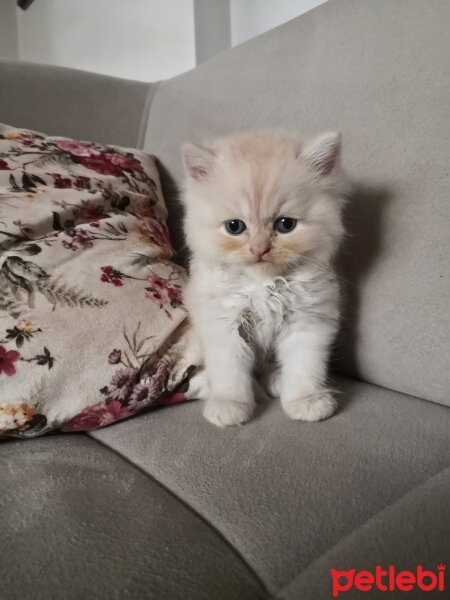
181,130,348,275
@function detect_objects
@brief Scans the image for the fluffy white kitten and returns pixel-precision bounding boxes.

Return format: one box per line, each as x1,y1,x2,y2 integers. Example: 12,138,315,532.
180,130,348,427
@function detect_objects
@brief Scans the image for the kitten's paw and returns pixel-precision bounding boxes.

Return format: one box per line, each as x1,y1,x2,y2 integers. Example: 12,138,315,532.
265,371,281,399
203,398,255,427
282,389,337,422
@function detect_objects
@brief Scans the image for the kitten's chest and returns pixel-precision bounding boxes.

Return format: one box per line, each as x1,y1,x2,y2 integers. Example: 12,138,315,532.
224,279,293,348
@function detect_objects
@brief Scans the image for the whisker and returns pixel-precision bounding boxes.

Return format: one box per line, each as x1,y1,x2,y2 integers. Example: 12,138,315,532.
286,253,357,288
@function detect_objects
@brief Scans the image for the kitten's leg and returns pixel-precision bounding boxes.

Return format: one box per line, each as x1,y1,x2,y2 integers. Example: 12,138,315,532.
201,321,255,427
261,365,281,398
277,323,337,421
256,352,280,399
187,368,209,400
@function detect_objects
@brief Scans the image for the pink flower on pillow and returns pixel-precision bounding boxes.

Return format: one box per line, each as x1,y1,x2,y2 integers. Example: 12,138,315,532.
0,159,10,170
79,204,104,225
74,176,90,189
127,361,168,410
63,229,94,251
53,173,72,188
105,153,143,172
62,400,125,432
56,140,99,157
145,275,183,309
108,349,122,365
79,155,123,176
0,346,21,377
108,367,137,401
100,265,124,286
138,217,173,255
165,392,187,405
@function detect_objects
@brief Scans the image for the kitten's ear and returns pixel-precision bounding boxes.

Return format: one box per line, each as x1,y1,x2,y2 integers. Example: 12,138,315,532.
181,142,215,181
300,131,341,176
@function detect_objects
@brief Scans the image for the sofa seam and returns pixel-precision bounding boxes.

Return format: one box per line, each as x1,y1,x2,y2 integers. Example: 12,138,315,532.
330,371,450,410
136,80,160,149
331,372,450,416
87,431,272,599
274,467,450,599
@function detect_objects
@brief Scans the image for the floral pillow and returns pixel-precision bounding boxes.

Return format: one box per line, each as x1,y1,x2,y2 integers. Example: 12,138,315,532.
0,124,199,438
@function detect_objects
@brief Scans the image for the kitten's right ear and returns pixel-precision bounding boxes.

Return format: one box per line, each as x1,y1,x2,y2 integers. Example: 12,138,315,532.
181,142,215,181
300,131,341,177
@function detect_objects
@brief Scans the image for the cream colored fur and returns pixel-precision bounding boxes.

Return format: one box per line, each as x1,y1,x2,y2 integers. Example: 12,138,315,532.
181,131,348,426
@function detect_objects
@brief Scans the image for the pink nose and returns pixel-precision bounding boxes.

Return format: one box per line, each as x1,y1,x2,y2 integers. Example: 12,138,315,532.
250,245,270,259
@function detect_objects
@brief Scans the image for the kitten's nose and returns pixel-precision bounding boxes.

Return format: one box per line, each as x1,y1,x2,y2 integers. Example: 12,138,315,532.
250,245,271,259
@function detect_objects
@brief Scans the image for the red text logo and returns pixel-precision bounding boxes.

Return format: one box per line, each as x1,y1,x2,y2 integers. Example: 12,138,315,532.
330,564,446,597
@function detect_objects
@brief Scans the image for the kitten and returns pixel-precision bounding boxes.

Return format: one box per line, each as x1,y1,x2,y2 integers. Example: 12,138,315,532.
180,130,348,427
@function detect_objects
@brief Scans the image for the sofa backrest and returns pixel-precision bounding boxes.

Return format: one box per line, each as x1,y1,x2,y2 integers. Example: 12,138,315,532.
0,59,153,148
143,0,450,406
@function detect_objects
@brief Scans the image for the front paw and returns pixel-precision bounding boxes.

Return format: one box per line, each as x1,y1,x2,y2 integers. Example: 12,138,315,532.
264,370,280,399
282,389,337,422
203,397,255,427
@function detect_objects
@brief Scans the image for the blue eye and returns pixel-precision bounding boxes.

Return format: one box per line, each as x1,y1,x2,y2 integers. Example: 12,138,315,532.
274,217,297,233
224,219,247,235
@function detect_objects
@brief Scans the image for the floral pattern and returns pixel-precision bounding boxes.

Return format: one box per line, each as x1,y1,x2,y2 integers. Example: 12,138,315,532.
0,346,21,376
0,124,198,438
97,264,184,318
62,324,191,432
145,274,184,318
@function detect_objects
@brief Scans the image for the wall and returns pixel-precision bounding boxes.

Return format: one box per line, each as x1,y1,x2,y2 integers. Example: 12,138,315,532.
194,0,231,65
230,0,328,46
16,0,196,81
1,0,331,80
0,0,19,59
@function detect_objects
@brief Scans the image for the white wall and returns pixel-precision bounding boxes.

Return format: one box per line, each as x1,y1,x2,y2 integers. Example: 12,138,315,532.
230,0,328,46
0,0,19,59
17,0,196,81
1,0,331,80
194,0,231,65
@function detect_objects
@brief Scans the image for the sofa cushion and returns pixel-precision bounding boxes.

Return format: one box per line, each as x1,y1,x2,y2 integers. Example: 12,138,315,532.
278,467,450,599
144,0,450,406
0,435,265,600
91,376,450,595
0,124,198,438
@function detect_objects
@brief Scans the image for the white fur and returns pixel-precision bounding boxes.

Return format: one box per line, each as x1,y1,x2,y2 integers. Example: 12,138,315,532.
181,131,347,426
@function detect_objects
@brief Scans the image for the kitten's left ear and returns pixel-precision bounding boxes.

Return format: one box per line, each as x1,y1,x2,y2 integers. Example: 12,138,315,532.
300,131,341,176
181,142,215,181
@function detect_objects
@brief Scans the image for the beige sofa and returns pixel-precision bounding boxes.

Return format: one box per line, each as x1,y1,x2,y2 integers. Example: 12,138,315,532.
0,1,449,598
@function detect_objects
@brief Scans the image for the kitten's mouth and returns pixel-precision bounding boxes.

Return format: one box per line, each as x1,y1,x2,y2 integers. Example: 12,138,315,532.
250,255,272,266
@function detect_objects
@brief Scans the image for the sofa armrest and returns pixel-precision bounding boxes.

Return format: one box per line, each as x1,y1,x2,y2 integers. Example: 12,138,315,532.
0,60,154,148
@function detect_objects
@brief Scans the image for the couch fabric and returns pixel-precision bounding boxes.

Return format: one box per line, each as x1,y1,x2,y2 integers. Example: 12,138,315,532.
0,435,265,600
1,377,449,599
0,60,153,148
0,0,449,598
